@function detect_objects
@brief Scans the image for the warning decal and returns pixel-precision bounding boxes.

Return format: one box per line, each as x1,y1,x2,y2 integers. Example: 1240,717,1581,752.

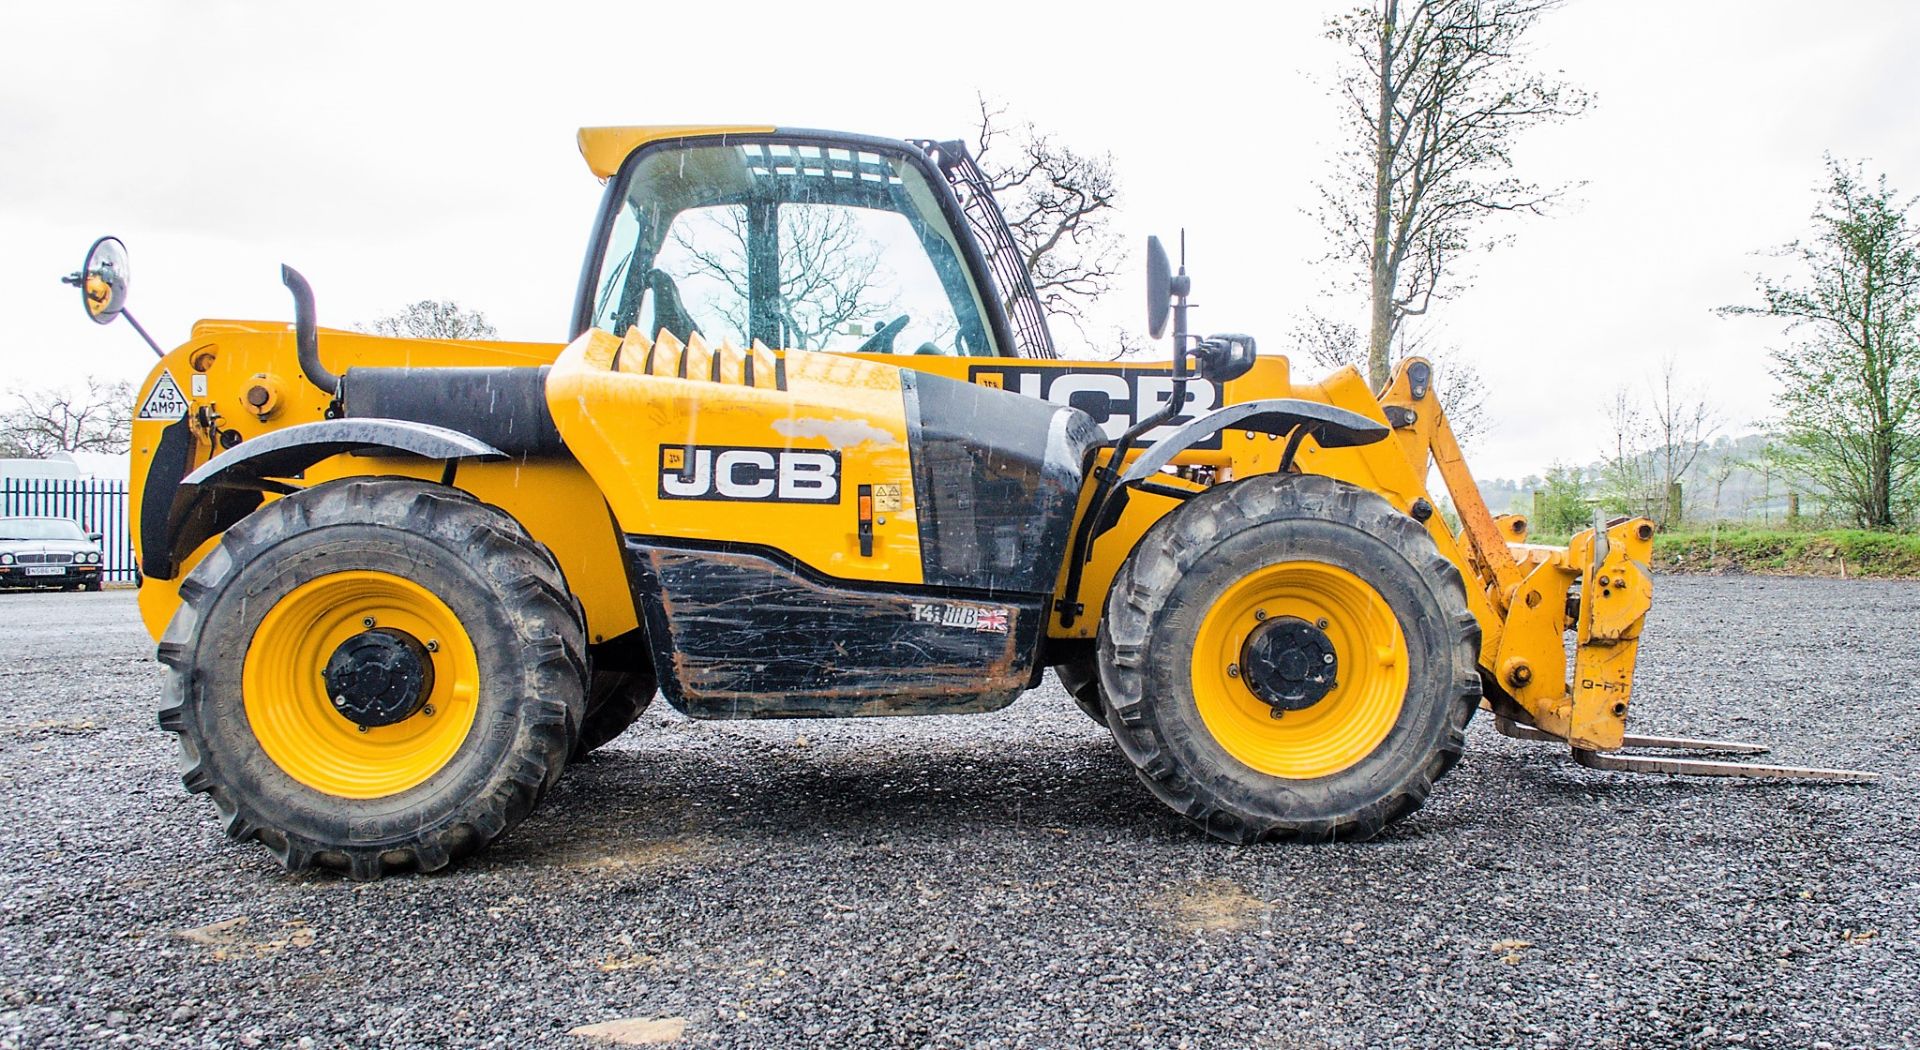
136,370,188,421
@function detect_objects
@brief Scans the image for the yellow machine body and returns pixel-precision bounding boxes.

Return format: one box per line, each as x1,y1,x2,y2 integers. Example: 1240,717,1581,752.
127,123,1651,750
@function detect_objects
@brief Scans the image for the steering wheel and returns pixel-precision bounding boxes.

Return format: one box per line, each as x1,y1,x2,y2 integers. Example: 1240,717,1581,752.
854,314,911,354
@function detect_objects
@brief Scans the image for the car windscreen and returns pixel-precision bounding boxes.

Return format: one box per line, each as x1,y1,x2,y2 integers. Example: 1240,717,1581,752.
0,519,88,541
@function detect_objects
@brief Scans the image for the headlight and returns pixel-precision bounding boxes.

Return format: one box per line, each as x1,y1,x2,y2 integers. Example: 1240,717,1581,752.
86,552,100,564
0,553,12,565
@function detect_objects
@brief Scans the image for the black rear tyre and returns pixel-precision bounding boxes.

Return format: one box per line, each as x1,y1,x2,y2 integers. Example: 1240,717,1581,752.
1054,659,1108,725
573,669,657,758
156,477,587,879
1098,473,1480,843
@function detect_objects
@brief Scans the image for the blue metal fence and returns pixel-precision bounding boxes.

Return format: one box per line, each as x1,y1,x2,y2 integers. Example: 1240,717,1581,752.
2,478,137,583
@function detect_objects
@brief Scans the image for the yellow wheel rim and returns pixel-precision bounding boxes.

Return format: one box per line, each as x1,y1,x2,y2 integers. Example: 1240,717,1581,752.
1190,561,1408,779
242,570,481,799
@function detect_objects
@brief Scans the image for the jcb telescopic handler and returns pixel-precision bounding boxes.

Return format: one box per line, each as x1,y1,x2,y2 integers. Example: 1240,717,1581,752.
67,126,1873,879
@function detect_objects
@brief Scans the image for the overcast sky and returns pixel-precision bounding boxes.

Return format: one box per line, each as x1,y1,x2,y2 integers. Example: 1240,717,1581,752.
5,0,1916,479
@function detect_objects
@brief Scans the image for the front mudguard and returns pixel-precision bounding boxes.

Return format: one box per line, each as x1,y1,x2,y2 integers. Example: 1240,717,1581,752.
1114,398,1390,488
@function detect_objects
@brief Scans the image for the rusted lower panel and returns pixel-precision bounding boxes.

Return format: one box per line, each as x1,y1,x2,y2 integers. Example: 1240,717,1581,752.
625,540,1043,719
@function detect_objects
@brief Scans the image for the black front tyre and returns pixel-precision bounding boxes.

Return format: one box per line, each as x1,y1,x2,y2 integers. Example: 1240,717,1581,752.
1098,473,1481,843
156,477,587,879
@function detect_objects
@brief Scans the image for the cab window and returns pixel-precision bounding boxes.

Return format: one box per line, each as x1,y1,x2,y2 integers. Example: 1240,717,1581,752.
590,142,998,357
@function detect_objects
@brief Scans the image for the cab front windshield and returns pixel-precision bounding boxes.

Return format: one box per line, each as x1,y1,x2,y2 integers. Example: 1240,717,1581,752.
588,141,998,357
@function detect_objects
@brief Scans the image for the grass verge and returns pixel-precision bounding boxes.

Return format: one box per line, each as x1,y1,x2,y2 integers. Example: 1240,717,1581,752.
1651,528,1920,578
1524,528,1920,577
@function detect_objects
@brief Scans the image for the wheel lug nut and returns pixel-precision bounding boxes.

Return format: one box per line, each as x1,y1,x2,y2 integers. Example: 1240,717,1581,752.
425,640,439,652
356,724,369,733
332,695,347,708
362,616,376,628
1227,663,1240,678
422,704,436,717
1253,609,1267,621
1316,618,1329,630
1323,653,1335,664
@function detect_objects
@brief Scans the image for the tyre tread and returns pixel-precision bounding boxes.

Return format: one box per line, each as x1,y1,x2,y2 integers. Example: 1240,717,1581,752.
1098,472,1482,844
158,476,587,879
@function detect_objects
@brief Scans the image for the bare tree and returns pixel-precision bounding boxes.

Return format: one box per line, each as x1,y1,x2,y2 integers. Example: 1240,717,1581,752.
1287,311,1492,443
673,205,895,350
0,377,134,457
1598,385,1653,517
361,301,497,340
973,96,1125,347
1721,157,1920,529
1320,0,1591,389
1597,360,1717,526
1644,356,1719,524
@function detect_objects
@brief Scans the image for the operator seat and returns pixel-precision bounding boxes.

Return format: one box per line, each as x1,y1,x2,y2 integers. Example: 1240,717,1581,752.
646,269,701,344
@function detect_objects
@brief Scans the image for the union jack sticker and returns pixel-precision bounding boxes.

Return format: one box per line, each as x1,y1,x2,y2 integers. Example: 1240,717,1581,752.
910,602,1011,634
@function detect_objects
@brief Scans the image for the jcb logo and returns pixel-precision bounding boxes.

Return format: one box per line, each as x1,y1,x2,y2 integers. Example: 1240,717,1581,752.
968,366,1221,446
658,446,841,503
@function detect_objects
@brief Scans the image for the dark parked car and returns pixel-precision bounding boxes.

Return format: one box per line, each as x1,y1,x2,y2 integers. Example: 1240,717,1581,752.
0,517,104,591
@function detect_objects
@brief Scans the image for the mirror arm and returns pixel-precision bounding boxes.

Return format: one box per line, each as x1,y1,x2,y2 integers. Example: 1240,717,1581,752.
120,310,164,358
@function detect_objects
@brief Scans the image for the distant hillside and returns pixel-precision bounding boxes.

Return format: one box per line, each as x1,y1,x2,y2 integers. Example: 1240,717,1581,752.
1475,433,1809,525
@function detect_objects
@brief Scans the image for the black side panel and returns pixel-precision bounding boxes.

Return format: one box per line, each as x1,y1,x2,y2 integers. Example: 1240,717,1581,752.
341,366,565,457
903,370,1100,594
625,540,1044,720
140,417,216,580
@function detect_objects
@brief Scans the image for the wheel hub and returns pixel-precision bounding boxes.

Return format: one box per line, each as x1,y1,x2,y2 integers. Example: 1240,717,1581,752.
322,628,435,728
1240,616,1338,714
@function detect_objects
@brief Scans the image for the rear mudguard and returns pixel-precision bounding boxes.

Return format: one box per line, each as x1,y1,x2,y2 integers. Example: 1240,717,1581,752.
145,418,503,579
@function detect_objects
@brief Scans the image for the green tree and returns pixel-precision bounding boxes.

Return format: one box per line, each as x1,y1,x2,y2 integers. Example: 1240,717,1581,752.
1533,461,1591,534
1319,0,1590,390
1723,158,1920,529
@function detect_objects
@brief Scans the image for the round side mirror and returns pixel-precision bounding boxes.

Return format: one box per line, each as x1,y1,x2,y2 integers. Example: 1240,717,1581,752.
77,236,131,325
1145,236,1171,340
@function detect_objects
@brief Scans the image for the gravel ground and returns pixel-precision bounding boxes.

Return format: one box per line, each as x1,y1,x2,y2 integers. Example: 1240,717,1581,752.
0,576,1915,1049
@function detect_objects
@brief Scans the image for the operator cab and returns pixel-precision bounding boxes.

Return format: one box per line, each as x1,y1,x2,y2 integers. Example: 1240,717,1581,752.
575,133,1031,360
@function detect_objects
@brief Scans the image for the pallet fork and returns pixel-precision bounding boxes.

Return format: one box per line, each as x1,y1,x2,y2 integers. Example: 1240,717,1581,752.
1490,711,1879,783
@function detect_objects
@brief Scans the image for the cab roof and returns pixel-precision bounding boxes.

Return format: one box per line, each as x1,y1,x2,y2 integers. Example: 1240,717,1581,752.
576,125,778,180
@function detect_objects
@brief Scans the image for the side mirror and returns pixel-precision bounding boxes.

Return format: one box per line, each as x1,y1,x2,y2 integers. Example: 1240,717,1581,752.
61,236,163,356
88,532,104,543
1145,236,1171,340
70,236,130,325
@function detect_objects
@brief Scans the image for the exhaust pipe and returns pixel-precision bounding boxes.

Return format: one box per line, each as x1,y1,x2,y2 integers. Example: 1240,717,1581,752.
281,265,339,397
